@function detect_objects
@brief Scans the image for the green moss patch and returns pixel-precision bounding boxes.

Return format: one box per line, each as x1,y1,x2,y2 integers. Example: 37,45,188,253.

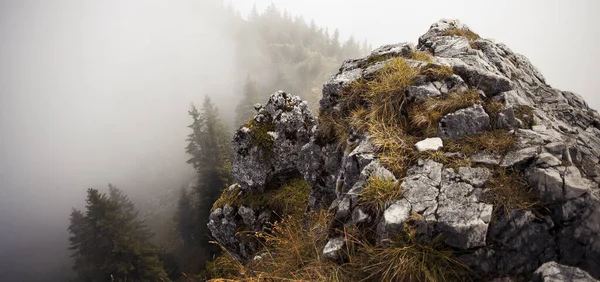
211,178,311,217
245,117,276,159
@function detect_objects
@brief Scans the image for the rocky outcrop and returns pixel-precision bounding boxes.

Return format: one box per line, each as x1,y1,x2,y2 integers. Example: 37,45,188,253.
232,91,315,192
210,19,600,280
532,261,598,282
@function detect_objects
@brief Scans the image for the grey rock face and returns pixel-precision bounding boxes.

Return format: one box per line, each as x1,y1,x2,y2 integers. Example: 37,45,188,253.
532,261,599,282
232,91,315,192
378,199,412,241
323,236,345,261
436,168,493,249
438,104,490,139
407,83,441,102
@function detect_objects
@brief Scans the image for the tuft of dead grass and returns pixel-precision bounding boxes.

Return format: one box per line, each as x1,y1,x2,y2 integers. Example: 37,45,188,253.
421,64,454,81
485,100,505,128
485,168,537,216
364,57,419,124
445,129,516,156
369,122,418,178
206,211,349,281
358,176,402,212
316,111,347,144
410,50,433,62
514,105,536,128
362,225,470,282
419,150,448,164
443,27,481,42
409,89,481,136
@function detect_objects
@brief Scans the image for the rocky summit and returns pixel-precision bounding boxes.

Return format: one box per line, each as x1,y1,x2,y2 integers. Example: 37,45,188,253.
208,19,600,281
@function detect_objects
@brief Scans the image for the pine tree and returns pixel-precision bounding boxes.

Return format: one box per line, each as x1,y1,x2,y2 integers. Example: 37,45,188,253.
68,187,169,282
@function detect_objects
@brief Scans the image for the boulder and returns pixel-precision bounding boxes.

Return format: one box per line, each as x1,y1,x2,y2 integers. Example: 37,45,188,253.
438,104,490,139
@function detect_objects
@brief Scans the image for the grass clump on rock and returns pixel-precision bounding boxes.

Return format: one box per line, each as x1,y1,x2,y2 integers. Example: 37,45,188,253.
409,89,481,136
362,225,471,282
485,168,537,216
445,130,516,156
421,64,454,81
514,105,536,128
443,27,481,42
358,176,402,212
211,178,311,217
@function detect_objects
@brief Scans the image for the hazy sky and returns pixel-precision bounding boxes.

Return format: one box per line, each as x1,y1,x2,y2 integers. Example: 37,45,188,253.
230,0,600,110
0,0,598,281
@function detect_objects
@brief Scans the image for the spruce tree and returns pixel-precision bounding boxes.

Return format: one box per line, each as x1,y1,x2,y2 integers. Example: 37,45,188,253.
68,187,169,282
179,96,233,273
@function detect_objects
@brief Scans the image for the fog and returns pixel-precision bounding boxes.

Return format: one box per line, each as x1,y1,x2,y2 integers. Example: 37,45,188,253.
0,1,239,280
0,0,598,281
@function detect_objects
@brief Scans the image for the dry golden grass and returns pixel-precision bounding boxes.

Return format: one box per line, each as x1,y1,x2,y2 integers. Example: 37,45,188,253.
410,50,433,62
485,100,505,128
447,158,473,169
204,243,245,280
421,64,454,81
206,213,473,282
347,108,370,134
514,105,536,128
364,57,419,124
445,130,516,156
409,89,481,136
443,27,481,42
419,150,448,164
206,211,350,282
358,176,402,212
485,168,537,215
362,225,470,282
317,111,347,144
369,122,418,178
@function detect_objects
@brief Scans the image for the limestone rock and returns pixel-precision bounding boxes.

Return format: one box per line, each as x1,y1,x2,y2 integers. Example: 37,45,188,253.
323,237,345,260
532,261,599,282
415,137,443,152
438,104,490,139
233,91,315,192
